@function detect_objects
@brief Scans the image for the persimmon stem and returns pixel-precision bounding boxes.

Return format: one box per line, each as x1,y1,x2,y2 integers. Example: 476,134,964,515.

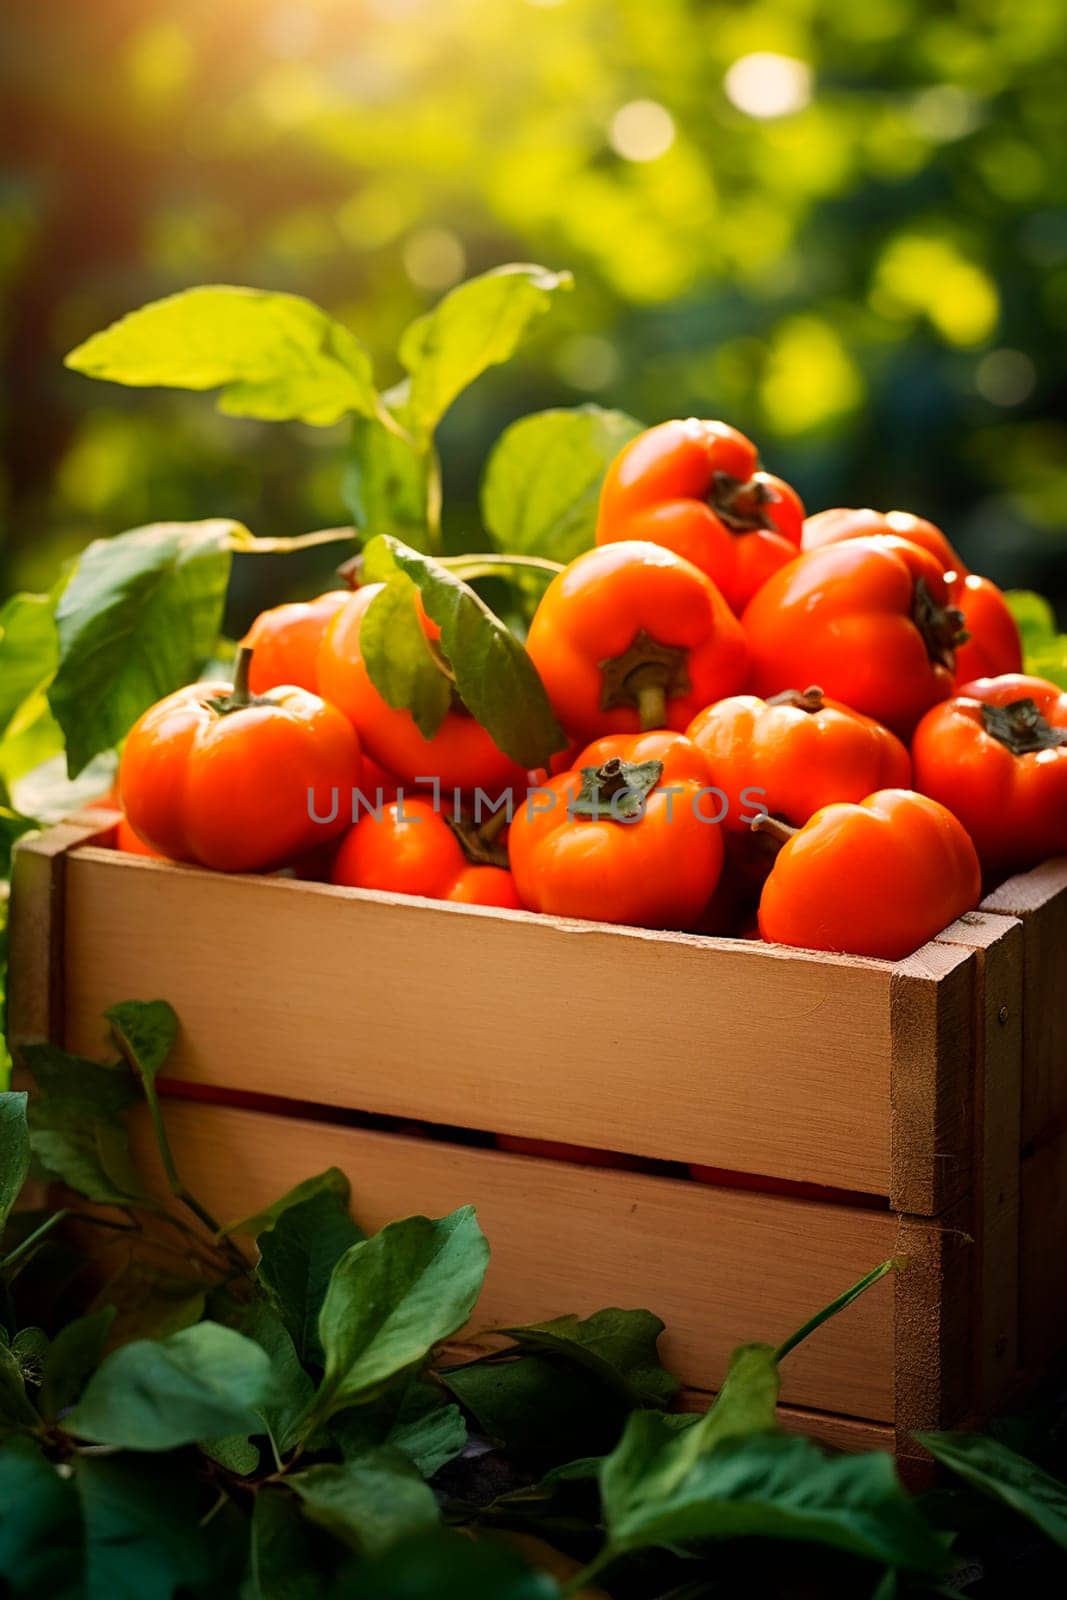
478,806,511,845
636,682,667,730
767,685,825,713
230,646,253,705
751,814,798,845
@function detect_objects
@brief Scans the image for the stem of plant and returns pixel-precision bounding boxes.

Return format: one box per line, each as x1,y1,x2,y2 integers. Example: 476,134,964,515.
774,1257,901,1363
564,1549,614,1596
751,814,798,846
425,444,444,555
0,1208,71,1275
230,526,357,555
440,553,564,579
637,682,667,730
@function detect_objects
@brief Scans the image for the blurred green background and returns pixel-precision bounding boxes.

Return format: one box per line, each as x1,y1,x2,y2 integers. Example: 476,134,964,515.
3,0,1066,627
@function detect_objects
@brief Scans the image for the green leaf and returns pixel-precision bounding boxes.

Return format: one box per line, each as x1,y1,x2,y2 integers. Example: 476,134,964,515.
0,1341,39,1430
105,1000,178,1086
11,1327,48,1386
600,1427,947,1572
248,1486,350,1600
312,1206,489,1423
482,406,643,566
326,1376,466,1479
1006,589,1067,689
344,403,431,551
362,537,566,768
89,1260,206,1346
492,1308,678,1410
9,751,117,824
288,1449,440,1557
257,1186,364,1372
0,1443,83,1599
359,574,453,740
442,1353,631,1467
916,1431,1067,1550
66,285,380,427
242,1298,316,1457
222,1167,352,1241
0,1093,29,1237
75,1453,233,1600
48,520,238,776
21,1040,144,1206
66,1322,272,1450
344,1527,561,1599
201,1433,260,1476
399,264,571,439
40,1307,117,1419
0,594,58,748
692,1345,780,1454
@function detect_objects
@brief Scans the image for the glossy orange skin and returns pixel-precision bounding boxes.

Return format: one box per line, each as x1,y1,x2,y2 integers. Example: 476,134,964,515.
115,814,161,857
526,541,748,743
243,591,350,694
742,536,959,738
912,674,1067,875
950,573,1023,686
686,692,911,832
803,507,964,574
330,797,521,909
801,508,1021,688
596,420,803,613
119,680,361,872
509,730,724,928
318,584,528,795
758,789,981,960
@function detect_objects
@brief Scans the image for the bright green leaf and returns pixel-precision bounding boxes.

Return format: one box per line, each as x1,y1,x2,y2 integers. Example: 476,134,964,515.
201,1433,260,1476
256,1187,364,1370
500,1308,680,1409
344,399,431,550
66,286,380,427
48,520,238,776
362,537,565,768
9,751,116,824
0,1093,29,1237
482,406,643,565
312,1207,489,1423
360,575,453,741
0,595,58,748
399,264,572,439
288,1449,440,1556
66,1322,272,1450
916,1431,1067,1550
40,1307,117,1420
242,1298,316,1457
1006,589,1067,688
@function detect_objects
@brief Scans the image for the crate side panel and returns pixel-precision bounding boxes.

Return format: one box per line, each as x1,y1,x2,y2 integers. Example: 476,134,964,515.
67,850,896,1193
137,1099,899,1419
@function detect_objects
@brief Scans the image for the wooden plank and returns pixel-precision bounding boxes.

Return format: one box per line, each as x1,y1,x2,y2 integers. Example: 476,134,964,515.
936,913,1024,1413
893,1201,972,1447
66,846,899,1194
6,813,120,1048
982,859,1067,1375
889,941,976,1214
135,1099,900,1419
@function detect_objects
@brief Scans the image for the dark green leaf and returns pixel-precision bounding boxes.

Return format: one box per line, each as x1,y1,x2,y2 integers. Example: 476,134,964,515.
221,1167,351,1240
398,264,572,439
11,1327,48,1385
105,1000,178,1086
247,1486,350,1600
362,537,565,768
345,1527,561,1599
327,1377,466,1478
916,1431,1067,1550
20,1039,144,1204
313,1207,489,1423
257,1187,363,1371
40,1307,117,1419
482,406,643,565
443,1353,630,1467
0,594,58,746
66,286,380,427
360,574,453,740
0,1442,83,1599
75,1452,231,1600
690,1344,780,1455
20,1041,139,1116
601,1426,947,1572
344,402,431,550
66,1321,272,1450
201,1433,260,1476
0,1092,29,1237
48,520,237,776
289,1449,440,1556
242,1298,315,1457
505,1305,681,1408
0,1341,39,1430
89,1260,206,1346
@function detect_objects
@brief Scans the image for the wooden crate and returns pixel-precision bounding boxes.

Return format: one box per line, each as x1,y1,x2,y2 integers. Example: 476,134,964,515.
9,812,1067,1465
